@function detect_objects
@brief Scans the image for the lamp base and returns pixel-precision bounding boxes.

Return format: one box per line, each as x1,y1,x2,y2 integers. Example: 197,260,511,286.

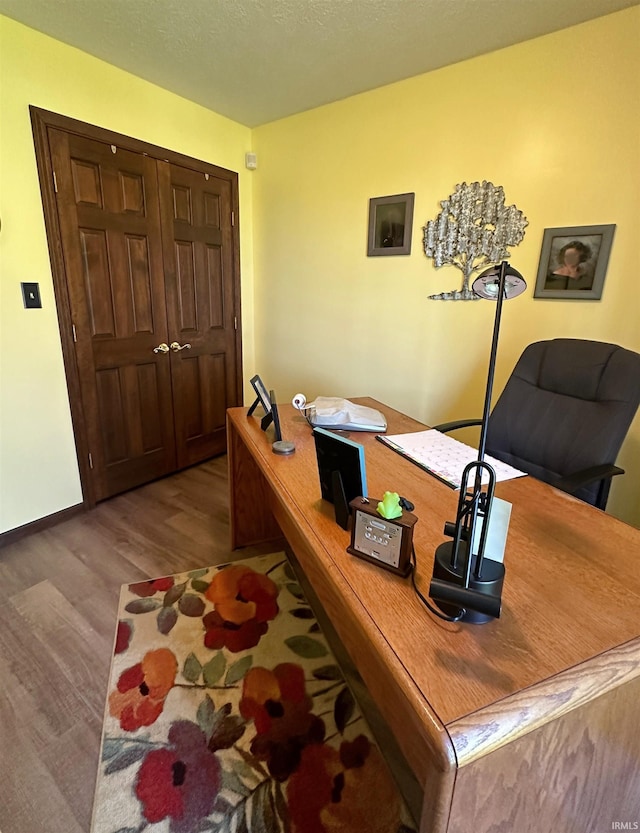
432,541,504,624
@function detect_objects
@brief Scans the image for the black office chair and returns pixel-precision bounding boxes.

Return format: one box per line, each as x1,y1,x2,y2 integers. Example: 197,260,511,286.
434,339,640,510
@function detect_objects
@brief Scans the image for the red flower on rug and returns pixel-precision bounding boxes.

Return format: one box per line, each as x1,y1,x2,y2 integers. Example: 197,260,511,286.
114,620,132,654
239,663,326,781
287,735,404,833
202,564,280,653
135,720,221,833
128,576,175,597
109,647,177,731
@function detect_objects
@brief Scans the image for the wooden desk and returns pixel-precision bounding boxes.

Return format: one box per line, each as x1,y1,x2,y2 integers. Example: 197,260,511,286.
227,399,640,833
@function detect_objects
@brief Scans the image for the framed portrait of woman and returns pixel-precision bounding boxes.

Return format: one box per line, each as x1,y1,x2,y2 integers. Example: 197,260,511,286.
534,224,615,300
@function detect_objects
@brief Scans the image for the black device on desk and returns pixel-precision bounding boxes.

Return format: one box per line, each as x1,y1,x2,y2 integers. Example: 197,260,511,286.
270,391,295,455
348,496,417,576
313,427,367,529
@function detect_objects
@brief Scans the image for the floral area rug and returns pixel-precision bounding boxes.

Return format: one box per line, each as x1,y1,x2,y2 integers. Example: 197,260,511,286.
91,552,418,833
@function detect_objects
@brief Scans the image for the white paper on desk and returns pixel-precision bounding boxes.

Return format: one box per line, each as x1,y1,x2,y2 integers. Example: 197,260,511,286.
472,497,512,564
381,429,526,489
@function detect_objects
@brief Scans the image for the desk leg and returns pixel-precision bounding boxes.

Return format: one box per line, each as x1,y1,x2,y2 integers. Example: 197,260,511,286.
227,417,282,549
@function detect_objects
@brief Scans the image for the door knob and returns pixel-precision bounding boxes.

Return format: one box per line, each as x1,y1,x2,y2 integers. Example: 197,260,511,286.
170,342,192,352
153,342,170,353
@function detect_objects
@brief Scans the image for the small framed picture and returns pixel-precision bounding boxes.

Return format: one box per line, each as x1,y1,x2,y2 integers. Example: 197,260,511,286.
247,374,273,430
367,192,415,256
534,224,615,300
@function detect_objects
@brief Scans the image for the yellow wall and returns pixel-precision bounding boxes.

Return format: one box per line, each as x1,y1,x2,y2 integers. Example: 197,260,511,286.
1,9,639,533
0,16,254,532
252,8,640,526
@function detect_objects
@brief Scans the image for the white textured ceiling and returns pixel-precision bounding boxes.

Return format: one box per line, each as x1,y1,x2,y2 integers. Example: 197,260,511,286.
1,0,637,127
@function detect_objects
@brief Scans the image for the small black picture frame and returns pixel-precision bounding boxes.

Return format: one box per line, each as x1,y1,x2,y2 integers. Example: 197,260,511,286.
247,375,273,430
269,390,283,442
534,224,615,300
313,427,367,504
367,192,415,256
313,427,368,529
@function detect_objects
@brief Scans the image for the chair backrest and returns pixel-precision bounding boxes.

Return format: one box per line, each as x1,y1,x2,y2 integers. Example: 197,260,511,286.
486,338,640,506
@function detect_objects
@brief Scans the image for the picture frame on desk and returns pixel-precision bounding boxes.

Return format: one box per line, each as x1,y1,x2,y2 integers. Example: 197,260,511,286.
247,374,273,430
313,427,367,530
367,192,414,256
533,224,615,300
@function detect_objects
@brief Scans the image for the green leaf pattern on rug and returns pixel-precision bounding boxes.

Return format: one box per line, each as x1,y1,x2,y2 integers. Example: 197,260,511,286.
334,686,356,734
312,664,343,681
156,605,178,635
93,552,418,833
196,694,218,741
183,652,202,683
124,597,161,615
104,741,149,776
225,655,253,686
285,581,305,599
284,634,329,659
202,652,227,687
178,593,206,617
163,581,187,606
289,606,315,619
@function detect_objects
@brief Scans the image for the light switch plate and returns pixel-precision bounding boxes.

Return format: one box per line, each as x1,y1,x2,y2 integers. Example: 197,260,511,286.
21,282,42,309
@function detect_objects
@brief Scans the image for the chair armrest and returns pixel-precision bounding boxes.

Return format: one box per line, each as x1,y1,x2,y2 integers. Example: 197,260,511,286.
431,419,483,433
555,464,625,495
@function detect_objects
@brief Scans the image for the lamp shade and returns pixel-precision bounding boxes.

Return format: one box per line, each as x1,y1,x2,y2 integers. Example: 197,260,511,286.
472,264,526,300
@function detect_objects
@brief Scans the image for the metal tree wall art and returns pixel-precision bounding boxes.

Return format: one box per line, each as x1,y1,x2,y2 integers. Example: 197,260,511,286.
423,181,528,300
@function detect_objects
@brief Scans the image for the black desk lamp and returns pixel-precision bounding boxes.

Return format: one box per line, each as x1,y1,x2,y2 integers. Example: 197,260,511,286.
429,261,526,623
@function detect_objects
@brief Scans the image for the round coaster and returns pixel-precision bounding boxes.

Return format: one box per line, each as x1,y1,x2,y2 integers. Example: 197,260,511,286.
272,440,295,455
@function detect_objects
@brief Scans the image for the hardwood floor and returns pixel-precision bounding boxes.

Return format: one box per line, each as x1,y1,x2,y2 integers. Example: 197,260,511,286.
0,456,282,833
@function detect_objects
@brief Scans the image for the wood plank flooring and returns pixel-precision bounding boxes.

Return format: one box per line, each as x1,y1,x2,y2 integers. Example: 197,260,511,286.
0,457,282,833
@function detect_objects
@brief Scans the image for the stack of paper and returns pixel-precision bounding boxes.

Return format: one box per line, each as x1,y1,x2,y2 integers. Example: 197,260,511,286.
377,429,526,489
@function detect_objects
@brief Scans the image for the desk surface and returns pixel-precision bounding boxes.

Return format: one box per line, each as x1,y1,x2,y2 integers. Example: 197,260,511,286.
227,398,640,787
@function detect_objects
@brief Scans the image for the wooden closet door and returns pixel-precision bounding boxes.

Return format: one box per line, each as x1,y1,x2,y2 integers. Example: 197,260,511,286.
49,129,177,500
34,108,244,505
159,162,240,468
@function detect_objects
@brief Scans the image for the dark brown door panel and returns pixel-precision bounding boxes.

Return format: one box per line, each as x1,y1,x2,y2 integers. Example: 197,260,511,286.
31,108,242,504
160,162,239,469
